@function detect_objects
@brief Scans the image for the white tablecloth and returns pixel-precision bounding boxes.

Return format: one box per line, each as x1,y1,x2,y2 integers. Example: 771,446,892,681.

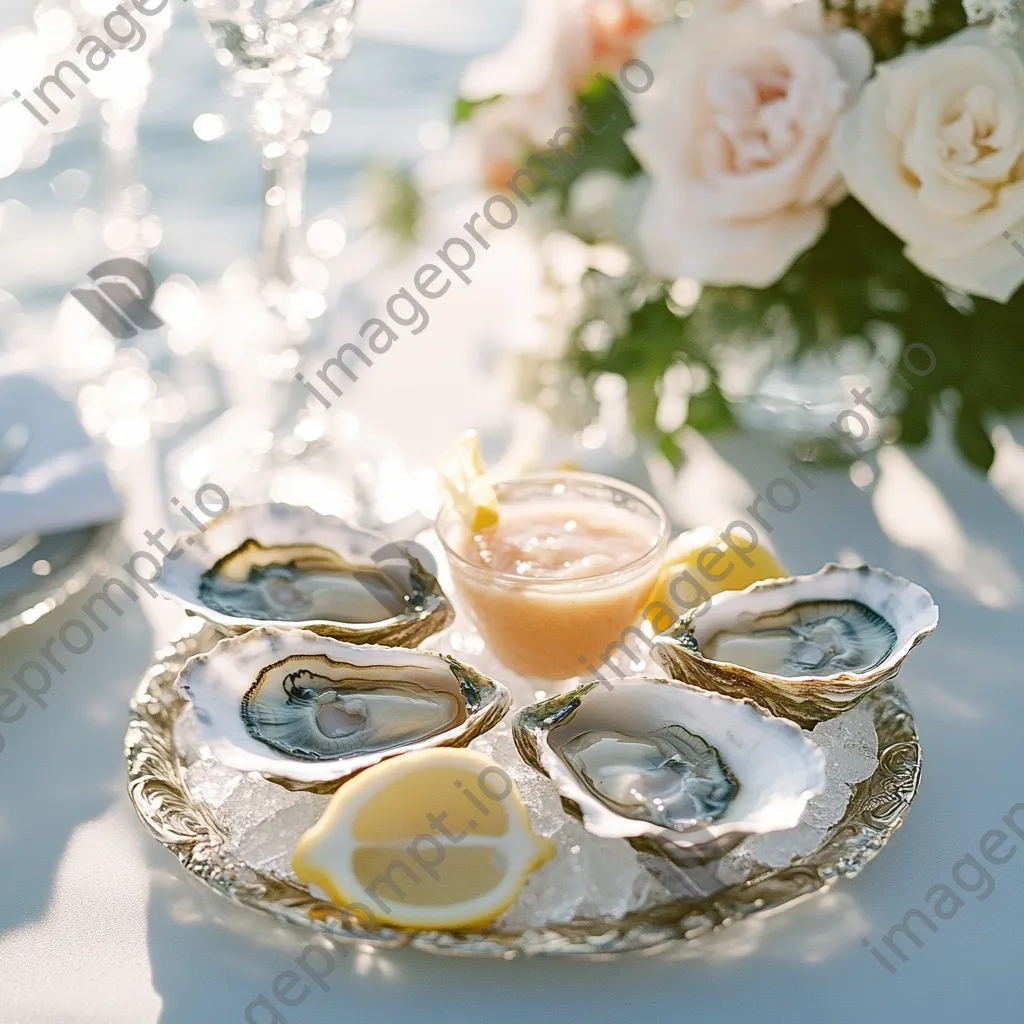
2,2,1024,1022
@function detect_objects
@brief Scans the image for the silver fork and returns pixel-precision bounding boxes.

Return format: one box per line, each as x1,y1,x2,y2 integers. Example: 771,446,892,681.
0,423,39,570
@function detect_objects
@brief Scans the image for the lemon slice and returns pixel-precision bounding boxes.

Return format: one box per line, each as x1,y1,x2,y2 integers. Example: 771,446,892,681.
437,430,500,532
291,748,554,930
646,526,788,626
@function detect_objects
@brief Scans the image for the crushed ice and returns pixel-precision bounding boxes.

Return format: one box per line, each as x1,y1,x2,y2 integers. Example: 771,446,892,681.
178,693,877,926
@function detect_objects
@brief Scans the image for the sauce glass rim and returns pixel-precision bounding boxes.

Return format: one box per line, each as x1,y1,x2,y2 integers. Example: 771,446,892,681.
435,470,670,587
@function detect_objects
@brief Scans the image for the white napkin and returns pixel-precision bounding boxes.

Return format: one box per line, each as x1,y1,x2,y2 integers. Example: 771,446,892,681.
0,372,123,546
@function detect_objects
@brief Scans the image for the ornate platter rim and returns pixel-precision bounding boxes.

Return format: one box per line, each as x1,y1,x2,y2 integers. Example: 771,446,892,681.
124,627,922,959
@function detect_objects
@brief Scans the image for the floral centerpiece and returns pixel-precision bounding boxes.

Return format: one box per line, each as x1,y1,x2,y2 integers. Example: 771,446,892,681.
456,0,1024,469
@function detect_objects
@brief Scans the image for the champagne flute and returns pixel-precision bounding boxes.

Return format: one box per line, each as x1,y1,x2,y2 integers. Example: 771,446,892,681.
192,0,357,334
173,0,359,506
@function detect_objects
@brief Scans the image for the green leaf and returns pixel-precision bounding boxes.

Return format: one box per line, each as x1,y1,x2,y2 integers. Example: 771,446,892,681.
516,75,642,211
895,382,931,448
686,381,736,434
657,431,685,468
569,74,642,179
367,164,423,246
453,94,501,125
577,293,684,378
954,406,996,473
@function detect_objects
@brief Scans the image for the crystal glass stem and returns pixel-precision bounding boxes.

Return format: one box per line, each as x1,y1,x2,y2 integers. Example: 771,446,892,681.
258,136,312,326
261,141,307,295
195,0,357,336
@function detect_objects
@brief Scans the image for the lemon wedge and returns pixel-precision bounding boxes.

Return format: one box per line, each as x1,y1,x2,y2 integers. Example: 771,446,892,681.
437,430,500,533
646,525,788,626
291,748,554,930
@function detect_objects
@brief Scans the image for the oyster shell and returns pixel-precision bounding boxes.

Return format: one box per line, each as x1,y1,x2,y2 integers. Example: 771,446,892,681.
156,503,453,646
513,676,825,862
177,626,511,787
652,563,938,727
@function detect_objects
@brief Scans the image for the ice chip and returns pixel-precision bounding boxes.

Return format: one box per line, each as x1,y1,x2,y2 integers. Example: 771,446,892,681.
730,702,879,870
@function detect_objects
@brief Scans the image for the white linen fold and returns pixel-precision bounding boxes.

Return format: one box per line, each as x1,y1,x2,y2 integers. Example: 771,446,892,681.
0,372,123,546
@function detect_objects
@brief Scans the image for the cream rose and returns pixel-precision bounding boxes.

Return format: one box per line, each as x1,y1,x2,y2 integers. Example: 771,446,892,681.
627,0,872,288
835,28,1024,303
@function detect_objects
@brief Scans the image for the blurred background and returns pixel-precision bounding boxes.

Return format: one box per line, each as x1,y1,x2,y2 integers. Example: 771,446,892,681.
0,0,545,537
2,0,1022,548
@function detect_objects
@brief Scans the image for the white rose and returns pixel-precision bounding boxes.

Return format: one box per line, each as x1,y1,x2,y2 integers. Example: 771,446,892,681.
835,28,1024,303
627,0,873,288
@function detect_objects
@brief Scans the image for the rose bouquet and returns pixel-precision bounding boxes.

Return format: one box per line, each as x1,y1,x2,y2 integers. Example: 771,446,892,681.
456,0,1024,469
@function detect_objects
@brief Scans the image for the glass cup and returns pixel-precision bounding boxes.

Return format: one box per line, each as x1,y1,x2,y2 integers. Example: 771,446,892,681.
437,472,669,681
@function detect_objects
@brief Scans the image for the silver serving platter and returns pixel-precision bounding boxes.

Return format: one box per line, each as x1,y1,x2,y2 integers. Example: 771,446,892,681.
125,625,922,959
0,521,123,641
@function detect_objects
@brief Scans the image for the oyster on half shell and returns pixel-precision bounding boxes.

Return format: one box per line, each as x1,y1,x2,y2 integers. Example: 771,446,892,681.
513,676,825,862
156,503,453,647
177,627,511,788
652,563,938,727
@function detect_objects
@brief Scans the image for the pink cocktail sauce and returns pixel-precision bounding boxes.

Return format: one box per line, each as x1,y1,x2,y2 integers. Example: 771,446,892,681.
449,499,663,680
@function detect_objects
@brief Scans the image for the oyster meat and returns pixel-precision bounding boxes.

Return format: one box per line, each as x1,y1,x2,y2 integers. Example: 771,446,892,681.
561,725,739,831
199,541,407,624
156,503,453,646
701,600,898,678
241,668,462,761
653,563,938,727
513,676,825,859
177,626,510,787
